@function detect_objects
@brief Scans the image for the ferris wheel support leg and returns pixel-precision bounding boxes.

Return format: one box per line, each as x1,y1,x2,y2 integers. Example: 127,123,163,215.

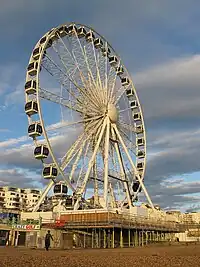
111,126,132,208
112,124,155,210
104,117,110,208
32,179,55,212
74,117,108,210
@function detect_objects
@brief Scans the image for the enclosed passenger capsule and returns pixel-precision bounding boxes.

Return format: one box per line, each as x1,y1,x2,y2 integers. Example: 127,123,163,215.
25,80,37,95
27,62,39,76
53,183,68,195
137,162,144,170
136,137,145,146
34,145,49,159
126,88,134,97
28,122,42,138
85,31,95,42
25,101,38,116
135,125,143,134
121,77,130,86
32,47,42,60
94,38,103,49
101,46,111,57
43,165,58,179
130,100,138,109
77,26,87,38
67,24,77,35
133,113,141,121
132,182,142,192
39,36,47,45
109,56,118,66
116,66,124,76
137,150,145,158
57,26,68,37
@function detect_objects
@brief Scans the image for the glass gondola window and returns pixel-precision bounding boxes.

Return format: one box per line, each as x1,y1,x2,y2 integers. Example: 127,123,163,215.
34,146,41,155
28,124,36,132
54,184,62,194
33,102,38,110
43,146,49,155
25,102,32,110
43,167,51,176
62,185,68,194
36,124,42,134
52,168,58,176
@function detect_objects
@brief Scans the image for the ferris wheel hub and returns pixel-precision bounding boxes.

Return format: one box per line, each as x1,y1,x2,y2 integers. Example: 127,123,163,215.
107,103,118,123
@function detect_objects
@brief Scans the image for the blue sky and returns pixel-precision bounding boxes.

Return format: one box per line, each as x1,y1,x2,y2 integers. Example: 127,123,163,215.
1,0,200,211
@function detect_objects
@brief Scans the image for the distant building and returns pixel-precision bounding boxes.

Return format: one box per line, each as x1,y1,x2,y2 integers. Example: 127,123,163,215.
0,186,42,210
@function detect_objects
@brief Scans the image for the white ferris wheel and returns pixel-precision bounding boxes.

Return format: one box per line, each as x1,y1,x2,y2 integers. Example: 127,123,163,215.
24,22,154,212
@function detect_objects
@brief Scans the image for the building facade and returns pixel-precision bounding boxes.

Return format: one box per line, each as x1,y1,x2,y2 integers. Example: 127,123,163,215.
0,187,42,211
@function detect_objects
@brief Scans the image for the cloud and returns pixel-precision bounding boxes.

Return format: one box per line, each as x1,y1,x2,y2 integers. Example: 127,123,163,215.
0,168,42,188
134,55,200,123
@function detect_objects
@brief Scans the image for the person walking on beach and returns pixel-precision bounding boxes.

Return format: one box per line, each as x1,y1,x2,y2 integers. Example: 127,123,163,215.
45,230,53,251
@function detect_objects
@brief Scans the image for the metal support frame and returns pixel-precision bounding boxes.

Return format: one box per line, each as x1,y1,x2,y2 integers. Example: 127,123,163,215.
112,124,154,210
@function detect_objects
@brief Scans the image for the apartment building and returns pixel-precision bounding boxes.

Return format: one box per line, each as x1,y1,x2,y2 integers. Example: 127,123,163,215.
0,186,42,210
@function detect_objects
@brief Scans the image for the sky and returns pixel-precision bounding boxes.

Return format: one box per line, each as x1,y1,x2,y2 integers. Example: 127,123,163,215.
0,0,200,212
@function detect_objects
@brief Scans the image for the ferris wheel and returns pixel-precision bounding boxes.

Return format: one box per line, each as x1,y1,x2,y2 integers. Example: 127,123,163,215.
24,22,154,212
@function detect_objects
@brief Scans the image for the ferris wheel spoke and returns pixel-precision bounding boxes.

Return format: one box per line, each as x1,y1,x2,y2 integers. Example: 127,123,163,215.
44,52,81,95
119,107,132,113
71,50,103,110
46,115,103,132
60,131,85,169
69,137,90,184
103,117,110,206
75,141,92,190
108,62,121,104
118,121,137,135
91,39,103,90
61,118,104,172
119,128,136,149
42,55,81,104
110,126,132,207
115,83,133,105
51,44,103,115
74,117,108,210
39,87,82,113
112,124,154,209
